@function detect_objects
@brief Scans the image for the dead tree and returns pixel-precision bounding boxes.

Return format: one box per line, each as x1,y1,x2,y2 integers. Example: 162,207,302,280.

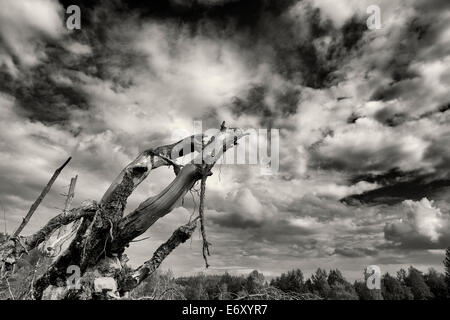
0,123,245,299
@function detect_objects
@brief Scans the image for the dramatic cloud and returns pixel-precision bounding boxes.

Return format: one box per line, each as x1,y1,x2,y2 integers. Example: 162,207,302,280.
0,0,449,279
384,198,450,249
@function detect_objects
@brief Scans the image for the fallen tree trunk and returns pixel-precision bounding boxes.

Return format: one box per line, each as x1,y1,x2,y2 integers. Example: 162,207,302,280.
0,122,245,300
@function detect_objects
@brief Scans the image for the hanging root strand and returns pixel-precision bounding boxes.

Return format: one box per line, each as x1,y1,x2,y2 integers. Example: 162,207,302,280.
199,174,211,268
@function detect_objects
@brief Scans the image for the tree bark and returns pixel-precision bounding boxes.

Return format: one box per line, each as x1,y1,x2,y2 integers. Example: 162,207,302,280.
119,218,198,293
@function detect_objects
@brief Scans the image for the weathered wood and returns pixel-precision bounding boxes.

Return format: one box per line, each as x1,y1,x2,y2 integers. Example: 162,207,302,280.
39,175,79,257
1,203,97,257
120,219,198,292
111,126,246,251
0,202,97,279
111,163,201,251
100,135,203,209
64,176,77,214
12,157,71,238
25,202,96,250
26,123,245,299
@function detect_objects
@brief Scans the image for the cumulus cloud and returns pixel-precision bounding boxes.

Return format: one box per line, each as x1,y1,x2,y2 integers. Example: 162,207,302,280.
384,198,450,248
311,118,429,173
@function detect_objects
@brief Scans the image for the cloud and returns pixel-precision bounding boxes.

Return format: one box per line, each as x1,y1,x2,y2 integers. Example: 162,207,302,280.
0,0,65,69
310,118,429,173
334,246,378,258
384,198,450,249
315,181,379,199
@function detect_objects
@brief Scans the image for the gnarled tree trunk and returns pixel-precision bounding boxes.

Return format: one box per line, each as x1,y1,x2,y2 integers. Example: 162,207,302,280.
0,123,245,300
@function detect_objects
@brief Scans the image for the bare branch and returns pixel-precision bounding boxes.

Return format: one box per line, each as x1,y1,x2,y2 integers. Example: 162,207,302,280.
12,157,72,238
120,218,198,292
63,176,78,215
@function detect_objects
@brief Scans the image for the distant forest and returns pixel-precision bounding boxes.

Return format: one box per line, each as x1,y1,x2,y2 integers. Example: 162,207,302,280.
1,233,449,300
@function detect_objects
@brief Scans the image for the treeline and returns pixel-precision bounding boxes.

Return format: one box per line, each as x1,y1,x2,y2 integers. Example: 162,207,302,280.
132,248,450,300
130,265,449,300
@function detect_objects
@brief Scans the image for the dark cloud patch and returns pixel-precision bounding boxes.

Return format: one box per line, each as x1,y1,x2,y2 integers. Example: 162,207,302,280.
438,103,450,114
373,109,410,127
59,0,297,29
0,2,152,125
371,82,412,102
377,4,449,84
342,176,450,206
248,220,322,244
423,132,450,178
62,0,368,91
209,211,265,230
384,225,450,251
288,194,354,221
334,247,378,258
119,0,296,26
310,140,413,175
349,168,418,186
0,65,89,125
273,13,367,89
231,84,300,127
341,16,366,51
346,112,360,124
367,102,450,127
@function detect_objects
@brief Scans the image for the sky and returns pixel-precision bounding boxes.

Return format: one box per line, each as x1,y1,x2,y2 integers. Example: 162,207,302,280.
0,0,449,281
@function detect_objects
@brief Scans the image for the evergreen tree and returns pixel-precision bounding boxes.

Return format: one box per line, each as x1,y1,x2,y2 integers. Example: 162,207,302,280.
381,273,413,300
396,268,407,284
424,268,447,300
245,270,265,294
405,267,433,300
327,269,358,300
271,269,305,293
309,268,331,298
444,247,450,297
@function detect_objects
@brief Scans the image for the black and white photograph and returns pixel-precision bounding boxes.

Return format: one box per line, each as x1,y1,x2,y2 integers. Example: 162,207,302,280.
0,0,449,309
